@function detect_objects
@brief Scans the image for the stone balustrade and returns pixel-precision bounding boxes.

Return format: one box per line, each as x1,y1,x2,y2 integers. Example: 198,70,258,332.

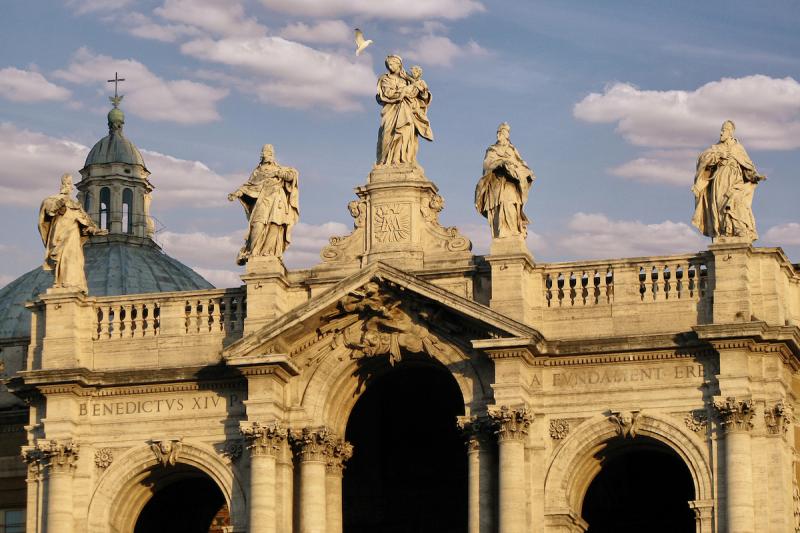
92,288,246,340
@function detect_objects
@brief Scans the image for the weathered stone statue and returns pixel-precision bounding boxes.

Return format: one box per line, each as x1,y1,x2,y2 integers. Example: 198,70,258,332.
228,144,299,264
475,123,535,238
376,55,433,165
691,120,766,242
38,174,107,292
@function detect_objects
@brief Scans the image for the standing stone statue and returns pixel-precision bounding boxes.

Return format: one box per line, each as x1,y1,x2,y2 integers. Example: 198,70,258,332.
475,123,535,238
692,120,766,242
38,174,107,292
228,144,299,264
376,55,433,165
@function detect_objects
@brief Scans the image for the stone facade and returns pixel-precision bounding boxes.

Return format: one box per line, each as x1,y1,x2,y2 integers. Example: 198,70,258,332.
1,105,799,533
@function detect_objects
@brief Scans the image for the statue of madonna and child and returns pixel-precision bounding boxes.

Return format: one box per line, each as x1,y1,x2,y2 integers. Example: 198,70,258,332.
376,55,433,166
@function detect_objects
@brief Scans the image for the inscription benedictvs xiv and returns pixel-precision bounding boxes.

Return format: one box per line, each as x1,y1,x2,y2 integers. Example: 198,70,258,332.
79,392,244,417
551,363,708,389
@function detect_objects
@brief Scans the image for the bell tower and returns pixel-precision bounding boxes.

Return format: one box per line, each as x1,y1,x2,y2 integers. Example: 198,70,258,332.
76,73,154,240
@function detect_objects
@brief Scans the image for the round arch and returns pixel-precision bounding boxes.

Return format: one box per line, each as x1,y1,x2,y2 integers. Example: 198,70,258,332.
299,341,492,434
86,440,246,533
543,413,713,528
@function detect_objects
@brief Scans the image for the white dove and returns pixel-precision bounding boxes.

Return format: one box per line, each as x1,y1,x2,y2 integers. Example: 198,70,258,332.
354,28,373,56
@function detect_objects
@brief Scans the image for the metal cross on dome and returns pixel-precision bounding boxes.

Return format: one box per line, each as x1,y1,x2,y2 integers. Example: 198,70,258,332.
107,72,126,108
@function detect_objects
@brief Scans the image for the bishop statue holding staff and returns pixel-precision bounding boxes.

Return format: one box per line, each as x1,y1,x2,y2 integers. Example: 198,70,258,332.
38,173,108,293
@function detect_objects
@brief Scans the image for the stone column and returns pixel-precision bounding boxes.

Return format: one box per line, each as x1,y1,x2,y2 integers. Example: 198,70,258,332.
292,427,335,533
489,406,532,533
21,446,45,533
714,397,755,533
241,422,287,533
325,440,353,533
459,416,495,533
37,440,79,533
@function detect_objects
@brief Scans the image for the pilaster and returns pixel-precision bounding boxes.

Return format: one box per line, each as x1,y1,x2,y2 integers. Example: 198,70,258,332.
324,440,353,533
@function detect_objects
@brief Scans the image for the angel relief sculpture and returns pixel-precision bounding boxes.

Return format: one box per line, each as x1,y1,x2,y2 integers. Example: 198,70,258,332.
319,280,460,365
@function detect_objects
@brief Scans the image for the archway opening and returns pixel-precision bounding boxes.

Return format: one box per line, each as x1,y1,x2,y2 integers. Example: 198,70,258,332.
581,436,695,533
133,466,229,533
343,361,467,533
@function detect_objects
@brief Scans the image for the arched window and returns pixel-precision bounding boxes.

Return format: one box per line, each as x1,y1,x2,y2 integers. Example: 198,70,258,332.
122,188,133,234
99,187,110,230
83,191,92,214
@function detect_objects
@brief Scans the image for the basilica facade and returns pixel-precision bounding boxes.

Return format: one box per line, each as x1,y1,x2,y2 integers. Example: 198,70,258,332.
1,73,799,533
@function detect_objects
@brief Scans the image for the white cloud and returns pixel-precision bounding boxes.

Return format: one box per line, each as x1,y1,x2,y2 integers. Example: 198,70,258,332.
140,149,243,208
155,0,266,37
279,20,351,45
557,212,706,259
574,75,800,150
458,222,544,256
0,123,88,206
403,36,488,67
259,0,484,20
126,13,202,43
284,221,349,268
181,37,375,111
192,268,243,288
0,67,71,103
66,0,132,14
0,122,239,209
763,223,800,246
54,48,228,124
610,149,697,186
157,222,350,283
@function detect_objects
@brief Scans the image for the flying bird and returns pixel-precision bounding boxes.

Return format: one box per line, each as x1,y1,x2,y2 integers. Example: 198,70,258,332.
354,28,373,56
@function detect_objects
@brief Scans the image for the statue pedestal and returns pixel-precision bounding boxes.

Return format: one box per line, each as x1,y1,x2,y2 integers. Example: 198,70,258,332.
712,235,754,246
317,164,472,273
490,236,532,257
241,256,288,334
29,289,95,370
486,236,536,325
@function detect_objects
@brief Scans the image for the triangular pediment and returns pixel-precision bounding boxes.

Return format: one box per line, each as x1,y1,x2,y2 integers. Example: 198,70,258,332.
224,262,541,362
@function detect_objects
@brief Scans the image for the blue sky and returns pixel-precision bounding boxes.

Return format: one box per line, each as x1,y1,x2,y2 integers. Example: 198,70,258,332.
0,0,798,288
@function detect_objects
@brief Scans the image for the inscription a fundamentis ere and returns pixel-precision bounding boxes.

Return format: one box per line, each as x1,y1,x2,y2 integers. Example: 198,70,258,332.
551,363,706,389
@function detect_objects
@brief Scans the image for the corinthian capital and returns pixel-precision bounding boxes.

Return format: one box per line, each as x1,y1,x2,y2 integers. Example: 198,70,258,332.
325,440,354,475
240,422,288,457
23,439,79,474
764,400,793,436
488,406,532,442
713,397,754,432
290,426,337,462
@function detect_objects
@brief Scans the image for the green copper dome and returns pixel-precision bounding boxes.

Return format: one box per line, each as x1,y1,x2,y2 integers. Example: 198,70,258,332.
84,106,146,168
0,238,214,339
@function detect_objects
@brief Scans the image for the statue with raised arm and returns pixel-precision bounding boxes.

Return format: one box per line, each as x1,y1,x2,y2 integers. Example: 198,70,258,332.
376,55,433,165
475,123,535,238
228,144,299,264
38,174,108,292
692,120,766,242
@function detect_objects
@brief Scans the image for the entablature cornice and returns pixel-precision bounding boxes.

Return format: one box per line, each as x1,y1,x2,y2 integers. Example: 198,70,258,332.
7,365,247,398
694,322,800,370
